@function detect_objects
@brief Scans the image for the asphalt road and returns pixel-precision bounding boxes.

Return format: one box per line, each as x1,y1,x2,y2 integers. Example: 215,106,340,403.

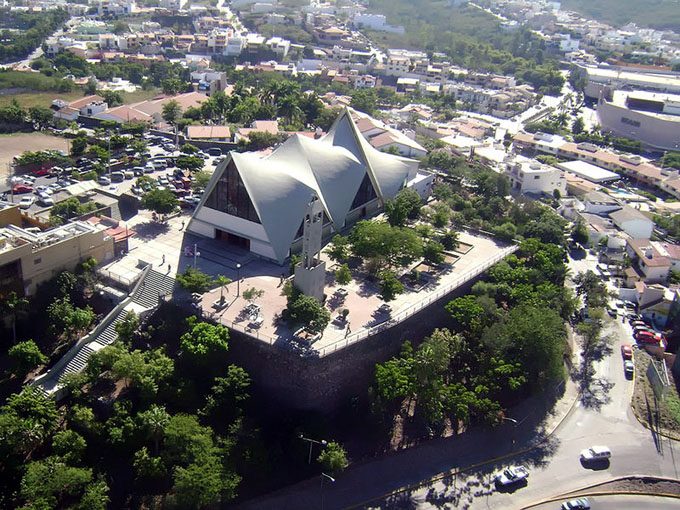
534,494,680,510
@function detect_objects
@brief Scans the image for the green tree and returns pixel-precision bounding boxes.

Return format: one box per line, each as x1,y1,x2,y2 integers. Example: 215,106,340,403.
52,429,87,465
214,274,231,304
162,99,182,143
317,441,348,473
28,105,54,129
1,387,59,454
378,270,404,302
286,295,330,334
572,116,584,135
141,188,179,216
133,447,167,479
100,89,123,107
172,456,239,509
2,290,29,344
19,457,92,508
180,316,230,359
201,366,251,423
71,136,88,156
8,340,46,378
77,479,110,510
350,89,377,115
571,218,589,246
335,263,352,285
177,266,214,293
176,155,205,172
445,295,485,336
180,143,200,154
326,234,350,263
423,240,445,266
191,170,212,191
384,188,423,226
349,221,423,271
138,404,170,455
114,311,139,343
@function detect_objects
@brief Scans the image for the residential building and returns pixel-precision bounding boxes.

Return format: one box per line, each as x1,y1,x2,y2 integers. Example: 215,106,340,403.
610,205,654,239
506,159,567,196
626,238,670,283
186,125,231,142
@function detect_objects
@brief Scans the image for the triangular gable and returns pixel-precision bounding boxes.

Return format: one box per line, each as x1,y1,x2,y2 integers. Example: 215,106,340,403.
232,152,317,264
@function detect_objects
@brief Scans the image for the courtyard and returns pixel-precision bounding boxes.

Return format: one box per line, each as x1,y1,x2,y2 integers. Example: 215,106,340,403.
101,208,516,356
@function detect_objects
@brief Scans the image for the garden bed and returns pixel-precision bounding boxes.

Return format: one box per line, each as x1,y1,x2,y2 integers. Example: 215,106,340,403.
453,242,473,255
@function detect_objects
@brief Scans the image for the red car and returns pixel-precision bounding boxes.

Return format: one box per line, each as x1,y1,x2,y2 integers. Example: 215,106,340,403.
621,344,633,359
33,168,50,176
12,185,33,194
635,331,656,343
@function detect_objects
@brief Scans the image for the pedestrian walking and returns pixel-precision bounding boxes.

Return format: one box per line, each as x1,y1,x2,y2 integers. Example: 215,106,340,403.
162,254,165,264
181,220,185,230
168,263,171,272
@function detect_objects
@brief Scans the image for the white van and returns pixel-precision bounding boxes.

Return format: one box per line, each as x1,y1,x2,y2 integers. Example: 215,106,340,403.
152,159,167,170
580,446,611,462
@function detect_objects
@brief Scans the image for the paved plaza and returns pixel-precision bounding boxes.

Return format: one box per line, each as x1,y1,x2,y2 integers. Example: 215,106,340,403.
102,209,515,355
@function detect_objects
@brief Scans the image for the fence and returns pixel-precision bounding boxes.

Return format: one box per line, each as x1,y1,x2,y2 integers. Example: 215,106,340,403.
98,267,140,292
316,246,518,357
210,245,518,357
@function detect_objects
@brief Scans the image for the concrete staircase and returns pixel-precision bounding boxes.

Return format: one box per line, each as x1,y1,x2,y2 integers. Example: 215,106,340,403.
33,268,177,397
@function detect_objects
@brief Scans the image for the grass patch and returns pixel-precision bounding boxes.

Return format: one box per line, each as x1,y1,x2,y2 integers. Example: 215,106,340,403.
123,88,162,104
665,392,680,427
0,91,83,109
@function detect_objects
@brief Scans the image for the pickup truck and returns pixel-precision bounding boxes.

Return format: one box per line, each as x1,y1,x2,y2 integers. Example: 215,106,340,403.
494,465,529,486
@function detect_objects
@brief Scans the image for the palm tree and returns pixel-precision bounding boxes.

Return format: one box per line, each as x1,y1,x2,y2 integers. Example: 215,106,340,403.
278,95,303,127
139,405,170,455
215,274,231,304
2,291,29,344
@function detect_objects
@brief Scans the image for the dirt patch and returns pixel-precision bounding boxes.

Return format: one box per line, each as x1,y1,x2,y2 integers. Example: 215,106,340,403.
631,348,680,439
573,477,680,496
0,132,69,179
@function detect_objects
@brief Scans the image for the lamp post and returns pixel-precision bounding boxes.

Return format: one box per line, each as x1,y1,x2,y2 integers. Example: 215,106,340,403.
299,435,327,464
193,243,200,267
236,263,241,297
320,473,335,510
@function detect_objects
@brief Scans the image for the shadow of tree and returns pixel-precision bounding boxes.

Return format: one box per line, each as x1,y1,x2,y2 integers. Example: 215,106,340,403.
132,220,170,240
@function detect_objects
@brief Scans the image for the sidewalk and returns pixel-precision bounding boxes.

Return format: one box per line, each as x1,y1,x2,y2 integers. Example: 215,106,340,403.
236,374,580,510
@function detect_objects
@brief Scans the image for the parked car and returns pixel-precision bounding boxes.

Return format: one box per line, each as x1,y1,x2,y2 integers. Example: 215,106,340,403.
630,320,647,328
621,344,633,360
207,147,222,157
37,193,54,206
19,196,35,209
561,498,590,510
580,445,611,463
13,185,33,194
97,175,111,185
635,330,656,343
494,465,529,486
32,168,50,176
110,171,125,182
624,360,634,377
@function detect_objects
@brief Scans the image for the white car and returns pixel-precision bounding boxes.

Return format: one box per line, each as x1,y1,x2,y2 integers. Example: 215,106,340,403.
494,465,529,486
38,194,54,206
580,445,611,462
19,196,35,209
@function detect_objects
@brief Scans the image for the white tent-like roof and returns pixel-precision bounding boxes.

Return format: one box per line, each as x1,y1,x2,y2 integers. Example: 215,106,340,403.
193,108,418,263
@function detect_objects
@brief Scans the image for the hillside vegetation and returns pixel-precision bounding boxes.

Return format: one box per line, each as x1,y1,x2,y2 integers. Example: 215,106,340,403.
365,0,564,94
562,0,680,31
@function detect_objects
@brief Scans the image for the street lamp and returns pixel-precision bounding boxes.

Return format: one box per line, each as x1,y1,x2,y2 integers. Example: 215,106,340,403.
193,243,200,267
236,263,241,297
299,435,327,464
501,416,518,424
320,473,335,510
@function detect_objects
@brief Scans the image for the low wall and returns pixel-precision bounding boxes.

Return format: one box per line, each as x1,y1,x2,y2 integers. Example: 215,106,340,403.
217,277,480,413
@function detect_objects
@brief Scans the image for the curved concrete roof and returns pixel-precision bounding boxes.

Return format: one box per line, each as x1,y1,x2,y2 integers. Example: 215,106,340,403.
196,108,417,263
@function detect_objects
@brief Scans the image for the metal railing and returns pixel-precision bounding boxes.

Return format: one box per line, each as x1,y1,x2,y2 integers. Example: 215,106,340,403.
315,246,518,357
210,246,518,357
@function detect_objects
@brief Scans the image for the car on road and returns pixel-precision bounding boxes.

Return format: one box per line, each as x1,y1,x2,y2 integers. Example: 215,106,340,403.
630,320,647,328
624,360,634,378
13,184,33,194
19,196,35,209
580,445,611,463
621,344,633,359
561,498,590,510
635,330,656,344
494,465,529,486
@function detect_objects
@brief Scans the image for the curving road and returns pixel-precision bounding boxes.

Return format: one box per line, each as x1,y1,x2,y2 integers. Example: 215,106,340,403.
534,495,680,510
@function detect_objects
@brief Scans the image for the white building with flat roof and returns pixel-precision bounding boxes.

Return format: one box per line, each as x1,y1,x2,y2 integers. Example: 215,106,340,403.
556,160,621,183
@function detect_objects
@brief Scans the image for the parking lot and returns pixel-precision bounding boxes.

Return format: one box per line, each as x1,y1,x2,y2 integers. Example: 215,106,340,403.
1,136,222,216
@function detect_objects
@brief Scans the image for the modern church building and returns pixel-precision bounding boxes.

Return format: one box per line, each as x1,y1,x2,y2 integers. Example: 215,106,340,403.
187,108,423,264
